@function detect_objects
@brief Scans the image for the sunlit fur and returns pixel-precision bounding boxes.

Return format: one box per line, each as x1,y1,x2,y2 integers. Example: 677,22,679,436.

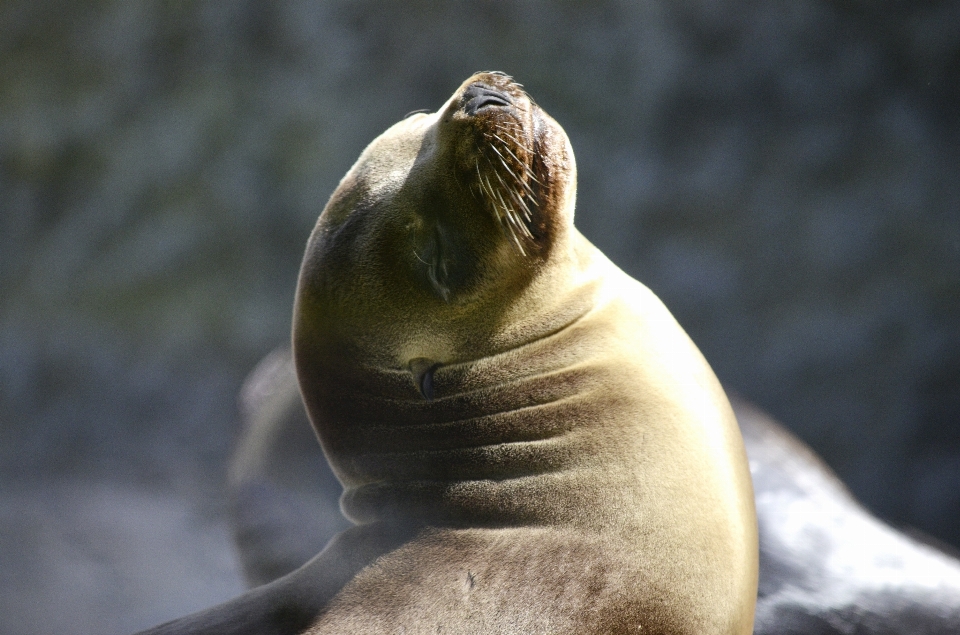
135,72,758,635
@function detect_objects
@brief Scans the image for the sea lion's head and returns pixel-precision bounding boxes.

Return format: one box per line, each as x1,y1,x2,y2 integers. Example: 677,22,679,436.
294,72,577,371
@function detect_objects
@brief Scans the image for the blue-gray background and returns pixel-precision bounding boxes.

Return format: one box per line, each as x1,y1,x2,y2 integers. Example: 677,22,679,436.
1,2,958,634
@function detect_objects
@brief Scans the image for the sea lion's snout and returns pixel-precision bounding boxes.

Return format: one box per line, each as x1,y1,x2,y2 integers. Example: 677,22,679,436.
462,83,513,115
436,73,544,258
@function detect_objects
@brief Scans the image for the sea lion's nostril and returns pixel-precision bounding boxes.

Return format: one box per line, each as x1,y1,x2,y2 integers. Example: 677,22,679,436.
463,84,512,116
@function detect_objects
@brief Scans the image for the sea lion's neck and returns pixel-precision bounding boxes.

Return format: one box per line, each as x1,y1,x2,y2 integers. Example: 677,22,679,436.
308,265,615,528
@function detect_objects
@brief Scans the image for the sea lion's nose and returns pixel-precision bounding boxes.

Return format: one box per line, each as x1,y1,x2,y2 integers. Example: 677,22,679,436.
462,83,512,115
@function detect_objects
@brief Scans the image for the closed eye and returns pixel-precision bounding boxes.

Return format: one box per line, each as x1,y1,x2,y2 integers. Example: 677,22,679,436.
404,108,430,119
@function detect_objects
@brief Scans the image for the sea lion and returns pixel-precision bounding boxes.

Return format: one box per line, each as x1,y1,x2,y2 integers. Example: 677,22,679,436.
229,354,960,635
736,400,960,635
228,348,351,586
137,71,758,635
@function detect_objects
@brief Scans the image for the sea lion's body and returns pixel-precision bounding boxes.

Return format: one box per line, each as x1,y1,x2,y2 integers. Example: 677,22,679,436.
291,71,757,634
292,247,756,634
138,72,758,635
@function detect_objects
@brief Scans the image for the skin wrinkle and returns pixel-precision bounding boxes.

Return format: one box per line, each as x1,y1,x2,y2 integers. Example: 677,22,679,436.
335,293,598,404
342,431,587,484
312,303,607,456
347,394,584,445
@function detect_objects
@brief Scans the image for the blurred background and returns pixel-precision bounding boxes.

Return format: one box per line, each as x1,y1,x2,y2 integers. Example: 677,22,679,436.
1,1,958,633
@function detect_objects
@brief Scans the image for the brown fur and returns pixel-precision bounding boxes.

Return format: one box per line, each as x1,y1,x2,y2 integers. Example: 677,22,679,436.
136,72,757,635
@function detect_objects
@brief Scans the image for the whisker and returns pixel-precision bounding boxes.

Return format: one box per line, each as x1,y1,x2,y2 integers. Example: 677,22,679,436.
471,111,542,255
